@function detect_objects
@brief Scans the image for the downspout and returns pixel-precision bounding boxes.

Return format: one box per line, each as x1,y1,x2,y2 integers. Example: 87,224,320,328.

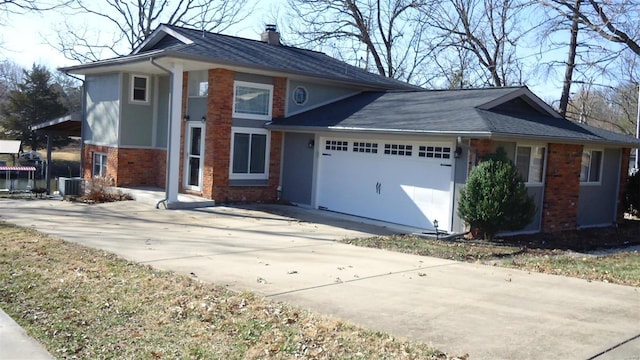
63,71,86,193
149,57,172,209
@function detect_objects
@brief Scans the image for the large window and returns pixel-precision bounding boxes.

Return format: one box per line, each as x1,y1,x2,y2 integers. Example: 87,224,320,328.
230,128,269,179
515,145,545,184
93,152,107,178
581,149,603,183
232,81,273,120
130,75,149,103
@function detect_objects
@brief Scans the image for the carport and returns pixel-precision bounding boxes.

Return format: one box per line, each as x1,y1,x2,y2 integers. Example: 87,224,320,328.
29,111,82,194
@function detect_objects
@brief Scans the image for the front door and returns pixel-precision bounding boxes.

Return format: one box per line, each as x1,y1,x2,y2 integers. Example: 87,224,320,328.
184,123,204,191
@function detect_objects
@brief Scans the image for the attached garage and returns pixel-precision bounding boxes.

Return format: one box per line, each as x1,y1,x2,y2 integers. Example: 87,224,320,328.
315,136,455,231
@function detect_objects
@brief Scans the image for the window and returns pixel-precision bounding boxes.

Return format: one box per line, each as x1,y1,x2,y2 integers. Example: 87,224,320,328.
93,152,107,178
515,145,545,183
232,81,273,120
188,70,208,97
130,75,149,103
353,142,378,153
230,128,269,179
581,149,603,183
418,145,451,159
384,143,413,156
292,86,308,105
325,140,348,151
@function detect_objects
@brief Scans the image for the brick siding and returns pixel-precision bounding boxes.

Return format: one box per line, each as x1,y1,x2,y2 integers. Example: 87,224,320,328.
541,143,583,232
83,144,166,188
617,148,631,223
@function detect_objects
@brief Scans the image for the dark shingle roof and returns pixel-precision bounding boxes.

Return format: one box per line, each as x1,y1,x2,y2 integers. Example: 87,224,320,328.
158,25,417,90
62,24,417,91
269,88,640,146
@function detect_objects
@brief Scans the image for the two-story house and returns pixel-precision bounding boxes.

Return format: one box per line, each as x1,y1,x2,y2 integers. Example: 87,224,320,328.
61,24,640,236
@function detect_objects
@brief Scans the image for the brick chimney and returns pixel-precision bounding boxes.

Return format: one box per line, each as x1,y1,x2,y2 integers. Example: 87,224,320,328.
261,24,280,45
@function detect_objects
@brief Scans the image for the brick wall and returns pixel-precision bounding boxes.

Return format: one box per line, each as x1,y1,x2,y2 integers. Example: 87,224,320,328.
83,144,118,184
83,144,166,188
469,138,493,163
542,143,583,232
617,148,631,223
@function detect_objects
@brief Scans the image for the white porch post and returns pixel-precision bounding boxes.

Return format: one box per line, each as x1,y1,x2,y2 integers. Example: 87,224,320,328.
166,62,183,205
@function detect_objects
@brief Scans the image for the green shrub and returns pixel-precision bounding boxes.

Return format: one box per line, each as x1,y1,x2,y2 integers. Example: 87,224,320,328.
626,171,639,216
458,150,536,240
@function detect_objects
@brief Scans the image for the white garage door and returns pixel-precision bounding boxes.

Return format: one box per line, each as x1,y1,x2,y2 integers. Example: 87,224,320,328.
317,137,454,231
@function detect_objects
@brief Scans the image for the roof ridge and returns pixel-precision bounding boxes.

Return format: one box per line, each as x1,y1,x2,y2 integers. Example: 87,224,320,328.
161,23,329,56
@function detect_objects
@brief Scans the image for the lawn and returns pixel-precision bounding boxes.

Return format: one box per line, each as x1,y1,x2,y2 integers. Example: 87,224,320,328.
340,235,640,287
0,222,451,360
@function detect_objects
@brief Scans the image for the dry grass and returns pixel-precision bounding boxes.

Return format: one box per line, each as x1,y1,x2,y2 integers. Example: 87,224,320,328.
51,150,80,162
0,222,452,360
341,235,640,287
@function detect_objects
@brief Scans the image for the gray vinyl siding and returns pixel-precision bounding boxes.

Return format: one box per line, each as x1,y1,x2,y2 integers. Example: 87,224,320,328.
577,148,620,227
287,80,359,116
235,72,273,85
186,97,207,123
281,132,315,205
120,74,154,147
85,73,120,146
155,75,170,149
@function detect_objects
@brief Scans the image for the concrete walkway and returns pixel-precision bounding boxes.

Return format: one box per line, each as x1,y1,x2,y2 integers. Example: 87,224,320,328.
0,197,638,359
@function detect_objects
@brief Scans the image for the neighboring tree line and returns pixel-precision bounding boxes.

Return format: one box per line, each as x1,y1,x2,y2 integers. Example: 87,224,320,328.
0,62,81,151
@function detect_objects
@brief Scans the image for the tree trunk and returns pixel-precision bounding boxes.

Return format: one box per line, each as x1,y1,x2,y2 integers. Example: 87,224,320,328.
558,0,581,117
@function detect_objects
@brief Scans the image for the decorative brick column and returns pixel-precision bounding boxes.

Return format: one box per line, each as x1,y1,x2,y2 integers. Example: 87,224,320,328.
617,148,631,223
205,68,235,200
542,143,582,232
469,138,493,163
178,71,188,193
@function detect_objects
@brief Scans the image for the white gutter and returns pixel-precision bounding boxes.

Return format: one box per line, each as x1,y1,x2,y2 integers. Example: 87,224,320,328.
150,57,183,209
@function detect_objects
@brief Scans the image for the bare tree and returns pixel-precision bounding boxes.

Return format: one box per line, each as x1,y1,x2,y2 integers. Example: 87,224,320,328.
286,0,436,85
566,83,638,135
540,0,640,56
426,0,532,87
50,0,251,62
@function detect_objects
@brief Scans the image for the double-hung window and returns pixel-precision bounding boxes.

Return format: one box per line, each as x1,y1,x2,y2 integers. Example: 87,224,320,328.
130,75,149,103
230,127,269,179
515,145,546,184
580,149,603,183
93,152,107,178
232,81,273,120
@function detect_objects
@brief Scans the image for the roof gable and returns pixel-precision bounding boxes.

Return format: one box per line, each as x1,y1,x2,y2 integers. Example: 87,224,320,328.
268,87,640,147
132,24,193,54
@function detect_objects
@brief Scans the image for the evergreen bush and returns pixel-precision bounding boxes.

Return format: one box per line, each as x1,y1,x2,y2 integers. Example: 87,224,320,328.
458,149,536,240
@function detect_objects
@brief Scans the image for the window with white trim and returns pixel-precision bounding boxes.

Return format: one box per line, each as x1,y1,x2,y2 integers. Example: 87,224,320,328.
230,128,269,179
580,149,603,183
93,152,107,178
130,75,149,103
515,145,546,184
232,81,273,120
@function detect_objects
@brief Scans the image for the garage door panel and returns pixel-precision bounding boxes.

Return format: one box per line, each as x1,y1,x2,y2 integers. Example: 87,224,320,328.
317,137,454,230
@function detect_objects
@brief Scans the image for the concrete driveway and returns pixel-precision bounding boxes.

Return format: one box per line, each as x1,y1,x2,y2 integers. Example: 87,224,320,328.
1,198,638,359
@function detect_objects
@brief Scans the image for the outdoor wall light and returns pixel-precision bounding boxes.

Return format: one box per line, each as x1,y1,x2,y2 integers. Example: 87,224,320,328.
201,116,206,123
183,115,190,121
308,139,315,149
454,146,462,158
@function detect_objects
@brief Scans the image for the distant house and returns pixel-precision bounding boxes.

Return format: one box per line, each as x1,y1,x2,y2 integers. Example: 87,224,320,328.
60,24,640,235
